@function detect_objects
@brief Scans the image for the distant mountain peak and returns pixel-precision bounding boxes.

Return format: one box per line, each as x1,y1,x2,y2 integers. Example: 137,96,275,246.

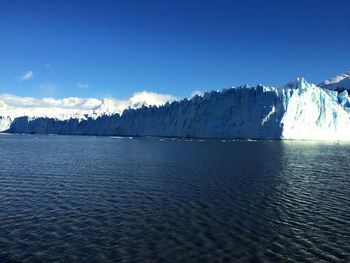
319,71,350,92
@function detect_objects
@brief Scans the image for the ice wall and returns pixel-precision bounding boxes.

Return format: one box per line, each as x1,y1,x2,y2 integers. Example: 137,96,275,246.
3,78,350,140
115,85,283,139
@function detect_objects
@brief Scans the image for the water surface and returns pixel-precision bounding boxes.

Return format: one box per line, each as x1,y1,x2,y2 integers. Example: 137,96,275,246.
0,134,349,262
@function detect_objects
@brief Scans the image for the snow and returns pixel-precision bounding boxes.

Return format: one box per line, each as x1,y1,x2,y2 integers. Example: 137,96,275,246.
261,106,276,126
2,73,350,140
319,71,350,92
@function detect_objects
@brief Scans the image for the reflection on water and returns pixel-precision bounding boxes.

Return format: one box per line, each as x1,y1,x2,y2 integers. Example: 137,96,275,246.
0,135,349,262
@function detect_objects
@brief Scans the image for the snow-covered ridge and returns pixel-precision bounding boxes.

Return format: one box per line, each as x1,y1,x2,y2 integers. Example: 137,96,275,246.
319,71,350,92
2,73,350,140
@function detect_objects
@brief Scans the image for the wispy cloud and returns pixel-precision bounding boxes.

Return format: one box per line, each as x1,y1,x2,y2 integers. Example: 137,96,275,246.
18,71,34,81
77,82,89,89
0,93,101,109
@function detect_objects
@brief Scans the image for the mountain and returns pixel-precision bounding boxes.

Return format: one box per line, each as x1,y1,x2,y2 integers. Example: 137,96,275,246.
2,74,350,140
319,72,350,92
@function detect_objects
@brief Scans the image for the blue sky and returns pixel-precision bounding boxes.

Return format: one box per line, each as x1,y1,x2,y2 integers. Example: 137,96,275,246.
1,0,350,99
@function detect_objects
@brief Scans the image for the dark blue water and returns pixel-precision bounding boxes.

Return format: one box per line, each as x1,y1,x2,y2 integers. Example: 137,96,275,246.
0,134,349,262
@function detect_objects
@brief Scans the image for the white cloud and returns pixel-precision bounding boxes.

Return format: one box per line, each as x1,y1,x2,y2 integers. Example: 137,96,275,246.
77,82,89,89
190,90,204,97
92,91,177,115
18,71,34,81
129,91,177,107
0,91,177,114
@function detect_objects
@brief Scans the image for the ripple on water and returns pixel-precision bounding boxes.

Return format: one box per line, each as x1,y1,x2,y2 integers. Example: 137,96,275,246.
0,135,349,262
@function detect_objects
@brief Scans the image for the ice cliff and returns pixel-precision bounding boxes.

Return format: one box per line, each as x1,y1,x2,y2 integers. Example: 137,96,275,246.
280,78,350,140
2,76,350,140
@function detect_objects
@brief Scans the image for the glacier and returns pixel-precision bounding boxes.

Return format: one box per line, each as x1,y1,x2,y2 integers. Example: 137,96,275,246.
280,78,350,140
1,76,350,140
